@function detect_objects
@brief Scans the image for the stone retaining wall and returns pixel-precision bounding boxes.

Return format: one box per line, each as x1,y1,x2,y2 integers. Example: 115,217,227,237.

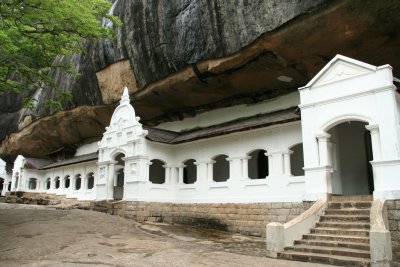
387,200,400,265
91,201,314,237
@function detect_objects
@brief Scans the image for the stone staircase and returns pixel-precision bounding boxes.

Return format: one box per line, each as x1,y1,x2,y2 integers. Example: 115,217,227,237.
278,197,372,266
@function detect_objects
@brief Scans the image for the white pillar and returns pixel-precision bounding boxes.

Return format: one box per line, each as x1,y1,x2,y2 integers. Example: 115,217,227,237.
70,176,75,195
366,124,382,161
165,166,171,184
283,150,293,177
226,157,242,181
164,165,179,184
207,161,214,182
316,133,331,166
106,162,115,200
178,166,184,184
0,180,4,196
266,153,274,176
81,175,85,192
265,152,284,176
170,166,179,184
241,156,250,180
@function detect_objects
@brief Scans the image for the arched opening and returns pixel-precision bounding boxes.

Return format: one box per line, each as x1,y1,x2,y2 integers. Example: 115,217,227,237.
28,178,37,190
149,159,165,184
113,153,125,200
64,175,70,189
328,121,373,195
290,144,305,176
183,159,197,184
7,181,11,191
46,178,51,190
75,174,81,190
0,178,4,192
213,155,229,182
248,149,268,179
87,172,94,190
55,176,60,189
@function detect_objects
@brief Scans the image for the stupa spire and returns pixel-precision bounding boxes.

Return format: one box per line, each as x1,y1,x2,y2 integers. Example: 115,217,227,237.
120,86,130,104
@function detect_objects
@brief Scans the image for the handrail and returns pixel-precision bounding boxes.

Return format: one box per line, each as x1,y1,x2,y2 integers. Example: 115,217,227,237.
266,199,327,257
283,199,327,246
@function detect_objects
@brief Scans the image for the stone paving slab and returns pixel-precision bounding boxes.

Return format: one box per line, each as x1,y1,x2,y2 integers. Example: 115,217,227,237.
0,203,332,267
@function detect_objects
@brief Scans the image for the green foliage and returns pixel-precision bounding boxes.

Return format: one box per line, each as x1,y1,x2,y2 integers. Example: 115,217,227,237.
0,0,121,111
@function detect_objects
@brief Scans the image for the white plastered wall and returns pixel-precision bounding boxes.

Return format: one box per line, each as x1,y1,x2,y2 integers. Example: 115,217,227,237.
94,88,306,203
11,159,98,200
0,158,10,196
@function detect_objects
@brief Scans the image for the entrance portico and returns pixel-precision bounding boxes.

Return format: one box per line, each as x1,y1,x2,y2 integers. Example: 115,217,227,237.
299,55,400,200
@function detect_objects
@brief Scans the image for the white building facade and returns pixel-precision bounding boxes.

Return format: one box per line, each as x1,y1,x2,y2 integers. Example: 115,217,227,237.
5,55,400,203
0,158,11,196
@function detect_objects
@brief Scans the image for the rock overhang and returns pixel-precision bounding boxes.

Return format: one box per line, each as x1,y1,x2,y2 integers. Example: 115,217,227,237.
1,0,400,162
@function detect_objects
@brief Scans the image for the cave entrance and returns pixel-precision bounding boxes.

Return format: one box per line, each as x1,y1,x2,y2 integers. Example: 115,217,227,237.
0,178,4,195
328,121,373,196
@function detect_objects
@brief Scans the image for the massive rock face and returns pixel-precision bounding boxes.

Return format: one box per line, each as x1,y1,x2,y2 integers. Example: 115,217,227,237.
1,0,400,162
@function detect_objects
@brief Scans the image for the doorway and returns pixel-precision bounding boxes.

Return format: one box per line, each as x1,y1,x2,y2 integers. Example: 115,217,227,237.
328,121,373,195
113,153,125,200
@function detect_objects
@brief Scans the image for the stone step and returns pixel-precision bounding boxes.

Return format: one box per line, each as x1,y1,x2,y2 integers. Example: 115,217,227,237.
330,195,373,202
311,227,369,237
328,201,372,209
316,221,370,230
294,239,370,251
320,214,370,222
325,208,370,215
285,245,370,259
303,233,370,244
278,251,370,266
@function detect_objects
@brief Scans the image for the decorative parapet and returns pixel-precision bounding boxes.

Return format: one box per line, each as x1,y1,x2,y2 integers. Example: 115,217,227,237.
370,199,392,267
98,87,148,161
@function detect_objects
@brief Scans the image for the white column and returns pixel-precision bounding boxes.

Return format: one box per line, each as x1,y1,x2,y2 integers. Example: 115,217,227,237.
165,166,171,184
266,153,274,176
178,166,184,184
16,172,21,191
283,150,293,177
316,133,331,166
366,124,382,161
1,179,5,196
70,176,75,195
265,152,284,176
226,157,242,181
241,156,250,180
106,162,115,200
81,175,85,192
169,167,175,184
207,161,214,182
170,166,179,184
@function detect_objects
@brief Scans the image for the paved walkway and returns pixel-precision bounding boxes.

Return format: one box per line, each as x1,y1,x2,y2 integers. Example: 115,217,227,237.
0,203,330,267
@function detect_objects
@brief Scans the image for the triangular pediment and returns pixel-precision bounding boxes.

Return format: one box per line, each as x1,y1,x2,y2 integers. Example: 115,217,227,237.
304,55,378,88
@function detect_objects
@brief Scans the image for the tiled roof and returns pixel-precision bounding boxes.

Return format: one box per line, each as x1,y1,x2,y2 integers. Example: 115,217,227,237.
39,152,98,170
146,107,300,144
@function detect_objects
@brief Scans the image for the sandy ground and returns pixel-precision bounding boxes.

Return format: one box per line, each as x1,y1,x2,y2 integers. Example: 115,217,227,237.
0,203,330,267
